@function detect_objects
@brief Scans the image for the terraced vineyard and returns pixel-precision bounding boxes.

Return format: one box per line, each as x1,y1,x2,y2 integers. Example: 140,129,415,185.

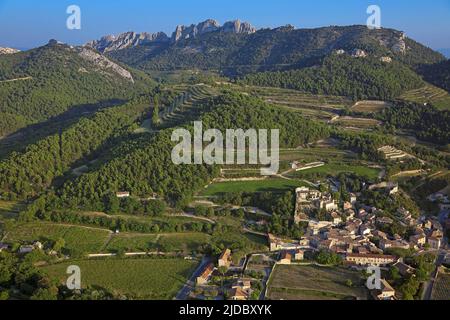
160,84,220,128
332,116,382,130
400,84,450,110
238,85,352,121
351,100,392,113
431,268,450,300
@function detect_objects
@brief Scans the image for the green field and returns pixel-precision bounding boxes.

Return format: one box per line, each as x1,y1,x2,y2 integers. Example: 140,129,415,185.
267,264,368,300
4,222,111,253
0,200,25,219
105,232,211,253
201,178,307,196
158,233,211,252
289,163,380,180
41,258,197,299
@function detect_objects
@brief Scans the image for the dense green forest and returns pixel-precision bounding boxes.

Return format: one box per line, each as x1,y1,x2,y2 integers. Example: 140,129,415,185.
377,102,450,145
0,95,157,199
240,55,424,100
0,43,155,137
419,59,450,92
334,130,392,160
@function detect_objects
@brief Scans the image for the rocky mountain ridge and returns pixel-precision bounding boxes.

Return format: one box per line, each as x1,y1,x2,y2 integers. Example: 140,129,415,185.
86,19,256,53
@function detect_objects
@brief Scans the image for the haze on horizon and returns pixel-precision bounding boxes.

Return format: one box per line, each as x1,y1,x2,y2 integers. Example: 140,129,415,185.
0,0,449,51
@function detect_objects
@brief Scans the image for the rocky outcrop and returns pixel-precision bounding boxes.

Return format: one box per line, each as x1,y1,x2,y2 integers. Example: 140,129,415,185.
376,31,407,55
351,49,367,58
0,47,20,55
391,33,407,54
172,19,256,42
221,20,256,34
172,19,221,42
87,19,257,52
77,47,134,82
86,31,170,53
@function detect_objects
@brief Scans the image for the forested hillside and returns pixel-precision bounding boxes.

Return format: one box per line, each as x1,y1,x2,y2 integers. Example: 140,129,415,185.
419,59,450,92
0,95,158,199
54,92,329,211
377,102,450,145
0,42,155,137
108,25,444,77
240,55,424,100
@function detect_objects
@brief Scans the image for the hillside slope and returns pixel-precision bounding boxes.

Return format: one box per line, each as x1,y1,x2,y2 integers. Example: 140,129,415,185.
103,24,444,76
0,41,155,137
240,54,425,100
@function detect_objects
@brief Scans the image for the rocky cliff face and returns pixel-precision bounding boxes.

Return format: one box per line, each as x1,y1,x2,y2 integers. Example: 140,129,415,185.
77,47,134,82
87,19,257,52
0,47,20,55
172,19,221,42
222,20,256,34
172,19,256,42
86,31,170,53
375,31,407,55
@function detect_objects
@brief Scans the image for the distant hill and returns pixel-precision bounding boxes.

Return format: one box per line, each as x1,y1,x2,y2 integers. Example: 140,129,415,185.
240,54,425,100
0,40,155,137
90,23,444,77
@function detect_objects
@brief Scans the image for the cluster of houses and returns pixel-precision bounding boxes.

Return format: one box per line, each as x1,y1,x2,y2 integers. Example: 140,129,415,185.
195,249,254,300
264,183,450,300
290,186,446,258
0,241,44,254
0,240,64,257
294,187,340,222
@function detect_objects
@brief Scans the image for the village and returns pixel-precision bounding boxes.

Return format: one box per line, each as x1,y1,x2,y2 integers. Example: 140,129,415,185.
1,174,449,301
187,180,449,301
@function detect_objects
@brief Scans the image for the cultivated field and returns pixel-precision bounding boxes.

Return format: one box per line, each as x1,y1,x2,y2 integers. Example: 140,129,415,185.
42,258,197,299
279,146,355,163
400,84,450,110
289,163,380,180
4,222,111,253
239,85,351,121
267,264,369,300
351,100,391,113
333,116,382,129
0,200,25,219
105,232,211,253
431,268,450,300
201,178,307,196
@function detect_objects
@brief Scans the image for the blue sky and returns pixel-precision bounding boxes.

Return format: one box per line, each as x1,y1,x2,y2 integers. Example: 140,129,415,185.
1,0,449,50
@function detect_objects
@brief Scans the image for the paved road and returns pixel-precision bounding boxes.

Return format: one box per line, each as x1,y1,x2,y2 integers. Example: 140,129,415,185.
259,267,272,300
175,257,211,300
